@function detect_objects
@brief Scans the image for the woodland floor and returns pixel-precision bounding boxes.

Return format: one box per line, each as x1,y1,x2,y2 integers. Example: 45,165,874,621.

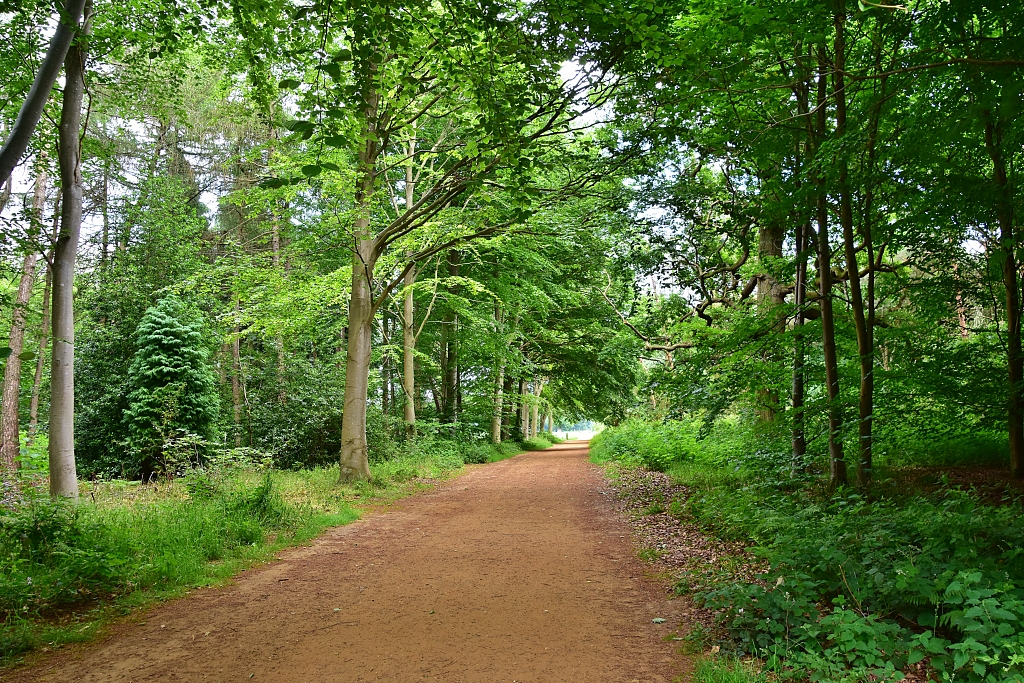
5,442,692,683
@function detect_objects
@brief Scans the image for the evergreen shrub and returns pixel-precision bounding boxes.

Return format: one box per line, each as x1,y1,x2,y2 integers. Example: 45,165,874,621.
123,296,219,477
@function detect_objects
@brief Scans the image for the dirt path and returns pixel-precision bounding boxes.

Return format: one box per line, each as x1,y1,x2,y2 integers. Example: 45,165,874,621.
9,442,690,683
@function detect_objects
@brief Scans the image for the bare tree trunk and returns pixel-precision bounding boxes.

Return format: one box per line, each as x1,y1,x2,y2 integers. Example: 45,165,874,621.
0,0,87,186
49,4,91,499
29,199,60,444
501,374,513,441
834,9,871,486
272,215,286,402
815,42,846,487
531,378,545,439
338,64,380,483
439,250,460,423
231,300,242,447
756,220,785,421
491,363,504,444
792,219,809,472
100,161,109,270
521,379,531,439
1,165,47,472
402,266,416,437
984,114,1024,480
339,236,376,482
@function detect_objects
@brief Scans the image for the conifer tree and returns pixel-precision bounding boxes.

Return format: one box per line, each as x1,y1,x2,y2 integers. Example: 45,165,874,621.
123,295,219,476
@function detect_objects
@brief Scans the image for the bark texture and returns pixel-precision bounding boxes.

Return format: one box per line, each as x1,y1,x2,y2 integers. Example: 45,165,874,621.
403,267,417,437
49,8,91,499
1,167,46,472
0,0,87,186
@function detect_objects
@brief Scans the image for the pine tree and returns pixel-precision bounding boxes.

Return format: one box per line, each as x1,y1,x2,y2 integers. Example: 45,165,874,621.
123,295,219,476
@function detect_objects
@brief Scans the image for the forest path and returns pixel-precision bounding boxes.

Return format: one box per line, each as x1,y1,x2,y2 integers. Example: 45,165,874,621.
12,442,689,683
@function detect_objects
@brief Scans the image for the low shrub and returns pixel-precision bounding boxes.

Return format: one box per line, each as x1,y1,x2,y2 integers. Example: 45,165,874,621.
521,436,554,450
539,431,565,444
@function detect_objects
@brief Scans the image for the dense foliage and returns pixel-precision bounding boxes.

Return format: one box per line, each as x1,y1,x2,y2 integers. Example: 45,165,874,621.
1,0,1023,678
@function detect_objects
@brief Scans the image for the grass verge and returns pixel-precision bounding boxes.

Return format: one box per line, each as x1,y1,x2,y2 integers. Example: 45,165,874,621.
0,450,465,667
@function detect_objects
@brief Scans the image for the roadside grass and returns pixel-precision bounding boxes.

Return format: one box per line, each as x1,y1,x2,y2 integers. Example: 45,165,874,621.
0,448,470,667
692,656,769,683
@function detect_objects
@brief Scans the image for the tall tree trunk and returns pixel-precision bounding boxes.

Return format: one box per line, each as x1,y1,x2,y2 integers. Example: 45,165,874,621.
792,219,809,472
340,236,376,481
29,198,60,444
100,160,109,270
491,363,504,444
402,266,417,437
231,300,242,447
272,214,286,402
1,165,47,472
531,378,545,439
401,134,417,438
756,220,785,421
338,60,380,483
501,374,513,441
834,7,872,486
984,114,1023,479
0,0,87,186
491,305,505,444
439,250,460,423
815,42,846,486
49,4,91,499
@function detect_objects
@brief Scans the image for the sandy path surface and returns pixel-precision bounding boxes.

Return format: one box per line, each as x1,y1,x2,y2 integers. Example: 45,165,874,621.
9,442,688,683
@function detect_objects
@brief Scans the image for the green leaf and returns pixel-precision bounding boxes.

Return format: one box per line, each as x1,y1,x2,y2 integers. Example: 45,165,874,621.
17,351,35,361
301,165,322,177
324,135,348,148
0,348,12,359
278,78,301,90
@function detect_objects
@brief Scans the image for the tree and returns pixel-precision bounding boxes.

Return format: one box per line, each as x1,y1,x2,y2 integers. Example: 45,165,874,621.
123,295,219,476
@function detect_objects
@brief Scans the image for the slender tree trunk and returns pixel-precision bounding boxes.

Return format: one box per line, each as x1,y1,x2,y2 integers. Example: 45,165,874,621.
231,301,242,447
834,8,872,486
815,42,846,486
30,196,60,443
756,220,785,421
0,0,87,186
100,161,109,270
501,374,513,441
272,215,286,402
1,165,47,472
403,266,417,437
49,4,91,499
492,363,504,444
531,378,545,439
400,135,418,437
984,115,1024,479
439,250,460,423
792,219,809,471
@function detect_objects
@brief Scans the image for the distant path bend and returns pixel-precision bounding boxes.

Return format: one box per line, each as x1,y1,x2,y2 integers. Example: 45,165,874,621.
14,441,689,682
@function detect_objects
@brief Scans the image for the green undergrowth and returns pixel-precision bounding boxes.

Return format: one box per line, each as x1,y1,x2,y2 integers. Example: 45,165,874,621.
693,656,770,683
0,445,479,666
593,419,1024,683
